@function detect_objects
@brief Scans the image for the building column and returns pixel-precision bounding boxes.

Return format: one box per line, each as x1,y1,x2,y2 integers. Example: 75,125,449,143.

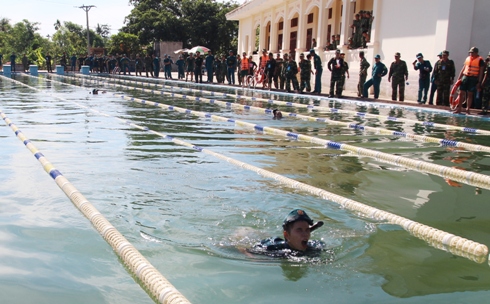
282,2,290,54
317,0,328,51
270,12,279,53
296,0,307,56
259,12,265,51
371,0,383,58
341,0,355,47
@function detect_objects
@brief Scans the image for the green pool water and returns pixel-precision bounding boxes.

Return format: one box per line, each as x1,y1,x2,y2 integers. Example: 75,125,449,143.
1,74,490,304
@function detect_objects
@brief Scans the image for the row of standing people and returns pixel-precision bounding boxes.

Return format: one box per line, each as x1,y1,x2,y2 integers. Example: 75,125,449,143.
177,49,324,95
355,46,490,115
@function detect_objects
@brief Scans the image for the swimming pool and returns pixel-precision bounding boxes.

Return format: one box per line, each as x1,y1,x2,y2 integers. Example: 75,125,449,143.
1,73,490,303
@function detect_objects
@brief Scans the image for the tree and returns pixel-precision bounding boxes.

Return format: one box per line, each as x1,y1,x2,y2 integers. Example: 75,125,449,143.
123,0,239,55
106,32,141,56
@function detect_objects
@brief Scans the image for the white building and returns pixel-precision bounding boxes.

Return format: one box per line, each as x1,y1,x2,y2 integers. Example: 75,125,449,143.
227,0,490,100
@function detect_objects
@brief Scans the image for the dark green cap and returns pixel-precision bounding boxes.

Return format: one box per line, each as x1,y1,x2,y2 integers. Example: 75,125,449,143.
282,209,324,232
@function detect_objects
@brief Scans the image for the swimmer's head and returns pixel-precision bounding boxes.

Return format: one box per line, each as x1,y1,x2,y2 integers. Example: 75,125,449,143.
282,209,323,233
282,209,323,251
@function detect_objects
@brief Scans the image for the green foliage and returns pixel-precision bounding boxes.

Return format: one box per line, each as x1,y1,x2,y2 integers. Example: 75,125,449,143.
124,0,239,55
106,32,141,56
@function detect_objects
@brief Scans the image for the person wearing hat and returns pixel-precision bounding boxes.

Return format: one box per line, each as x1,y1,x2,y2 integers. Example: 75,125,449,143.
185,53,195,82
480,52,490,114
298,53,312,93
388,52,408,101
454,47,485,114
358,51,370,97
226,50,237,85
273,53,284,89
428,52,443,105
284,53,299,93
280,53,290,90
205,50,214,83
413,53,433,104
194,51,204,83
363,54,387,99
248,209,325,257
310,48,323,94
175,55,185,80
432,50,455,106
351,14,362,48
240,52,250,88
327,50,344,97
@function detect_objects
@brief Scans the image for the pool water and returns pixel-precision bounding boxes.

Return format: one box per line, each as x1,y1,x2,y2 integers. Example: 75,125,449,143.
1,74,490,304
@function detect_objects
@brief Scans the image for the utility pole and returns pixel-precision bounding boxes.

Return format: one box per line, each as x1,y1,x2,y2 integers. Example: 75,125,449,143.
77,4,96,55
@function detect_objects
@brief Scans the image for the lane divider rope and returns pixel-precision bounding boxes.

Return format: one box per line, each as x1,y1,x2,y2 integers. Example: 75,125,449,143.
65,73,490,154
43,73,490,191
88,73,490,136
2,76,488,264
0,75,191,304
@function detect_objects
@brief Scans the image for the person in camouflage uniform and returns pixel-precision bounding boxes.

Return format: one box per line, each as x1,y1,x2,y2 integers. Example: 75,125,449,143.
481,53,490,114
220,54,228,84
388,52,409,101
274,53,284,89
298,53,312,93
327,50,344,97
284,54,299,93
432,50,456,106
281,53,290,91
339,52,349,97
351,14,362,49
358,51,370,97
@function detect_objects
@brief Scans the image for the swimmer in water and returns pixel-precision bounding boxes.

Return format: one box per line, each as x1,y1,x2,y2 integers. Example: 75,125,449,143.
248,209,324,257
272,109,283,119
90,89,106,94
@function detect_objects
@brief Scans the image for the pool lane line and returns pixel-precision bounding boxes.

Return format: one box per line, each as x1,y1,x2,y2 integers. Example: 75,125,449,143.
1,79,488,265
61,73,490,154
86,73,490,136
44,73,490,191
0,75,191,304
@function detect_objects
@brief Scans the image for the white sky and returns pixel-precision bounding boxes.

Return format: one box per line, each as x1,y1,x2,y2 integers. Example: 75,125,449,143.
2,0,134,37
3,0,245,38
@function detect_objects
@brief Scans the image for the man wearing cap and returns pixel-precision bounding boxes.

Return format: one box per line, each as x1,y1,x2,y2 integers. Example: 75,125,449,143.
226,50,237,85
284,53,299,93
340,52,349,96
205,50,214,83
240,52,250,88
351,13,362,48
413,53,433,104
273,53,284,89
327,50,343,97
428,52,443,105
363,54,387,99
248,209,325,256
455,47,485,114
310,49,323,94
358,51,370,97
480,52,490,115
433,50,455,106
280,53,289,91
388,52,408,101
298,53,312,93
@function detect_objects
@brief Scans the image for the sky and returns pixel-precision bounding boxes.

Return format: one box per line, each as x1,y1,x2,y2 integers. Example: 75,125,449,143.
3,0,134,37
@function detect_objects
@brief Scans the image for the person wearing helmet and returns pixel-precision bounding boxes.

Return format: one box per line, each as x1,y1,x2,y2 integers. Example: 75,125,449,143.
248,209,325,257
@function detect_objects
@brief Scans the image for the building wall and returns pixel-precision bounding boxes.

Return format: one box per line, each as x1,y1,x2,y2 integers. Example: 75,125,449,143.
228,0,490,100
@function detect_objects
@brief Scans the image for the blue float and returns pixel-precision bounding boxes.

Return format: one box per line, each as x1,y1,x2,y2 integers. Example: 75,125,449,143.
29,65,38,76
56,65,64,75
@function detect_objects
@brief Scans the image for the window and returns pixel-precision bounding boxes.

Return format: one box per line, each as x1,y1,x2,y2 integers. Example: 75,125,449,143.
279,21,283,31
291,17,298,27
328,8,332,19
307,13,314,24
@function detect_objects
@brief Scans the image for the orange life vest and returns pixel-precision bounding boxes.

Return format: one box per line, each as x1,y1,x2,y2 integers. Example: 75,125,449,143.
241,57,249,70
463,56,482,77
260,55,268,69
